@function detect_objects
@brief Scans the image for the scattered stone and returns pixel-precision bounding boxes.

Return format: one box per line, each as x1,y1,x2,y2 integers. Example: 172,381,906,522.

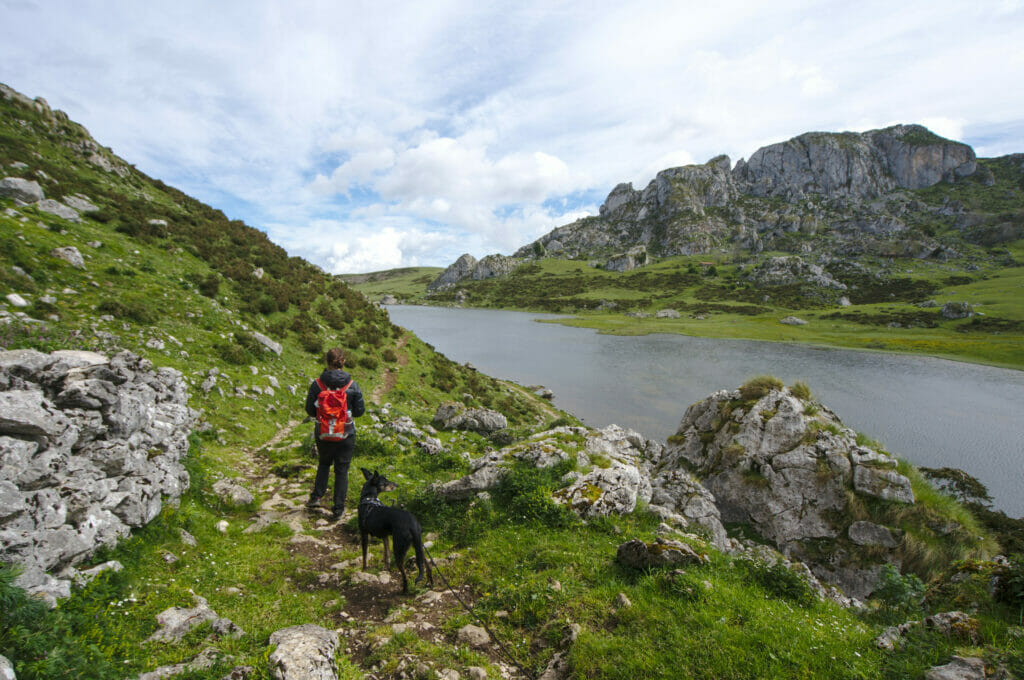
212,478,254,506
137,648,224,680
5,293,28,308
0,655,14,680
616,538,708,570
924,656,985,680
780,315,808,326
433,403,507,433
380,294,398,305
148,595,244,642
466,667,488,680
538,651,570,680
36,198,81,222
457,624,490,649
655,309,680,319
216,520,229,534
615,592,632,608
941,302,974,320
268,624,339,680
0,177,44,203
252,331,283,356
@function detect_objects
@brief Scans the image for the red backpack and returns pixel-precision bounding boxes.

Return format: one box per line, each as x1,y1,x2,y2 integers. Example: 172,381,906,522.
315,378,353,441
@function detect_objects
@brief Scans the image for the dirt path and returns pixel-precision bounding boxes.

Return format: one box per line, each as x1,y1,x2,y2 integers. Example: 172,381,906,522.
371,335,409,404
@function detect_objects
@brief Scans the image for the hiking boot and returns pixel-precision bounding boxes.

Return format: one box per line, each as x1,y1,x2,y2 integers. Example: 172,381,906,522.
305,495,322,509
330,510,344,522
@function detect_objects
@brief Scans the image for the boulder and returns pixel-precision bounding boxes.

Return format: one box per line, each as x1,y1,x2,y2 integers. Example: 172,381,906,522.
432,403,507,433
780,316,808,326
213,478,254,507
924,657,985,680
148,595,243,642
456,624,490,648
655,309,680,319
941,302,974,320
62,195,98,213
616,538,708,569
0,350,196,605
380,294,398,305
847,521,898,548
49,246,85,270
268,624,339,680
36,199,81,223
0,654,14,680
252,332,283,355
605,246,648,272
658,383,914,598
5,293,29,308
0,177,44,203
428,253,477,291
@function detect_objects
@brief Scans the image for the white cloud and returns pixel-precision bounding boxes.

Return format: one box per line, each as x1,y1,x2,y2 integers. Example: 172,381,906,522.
1,0,1023,271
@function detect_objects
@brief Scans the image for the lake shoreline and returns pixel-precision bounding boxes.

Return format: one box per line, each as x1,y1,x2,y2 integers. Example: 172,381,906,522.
385,304,1024,517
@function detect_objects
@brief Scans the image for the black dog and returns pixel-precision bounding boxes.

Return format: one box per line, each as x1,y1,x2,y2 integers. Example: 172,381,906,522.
357,468,432,593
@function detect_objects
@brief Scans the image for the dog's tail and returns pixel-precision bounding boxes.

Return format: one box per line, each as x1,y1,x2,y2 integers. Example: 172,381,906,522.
414,528,432,585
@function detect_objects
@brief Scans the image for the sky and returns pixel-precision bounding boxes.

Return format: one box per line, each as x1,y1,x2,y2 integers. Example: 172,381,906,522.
2,1,1024,274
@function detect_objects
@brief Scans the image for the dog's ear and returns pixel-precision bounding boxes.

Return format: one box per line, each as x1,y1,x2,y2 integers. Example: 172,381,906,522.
361,467,372,480
372,469,381,480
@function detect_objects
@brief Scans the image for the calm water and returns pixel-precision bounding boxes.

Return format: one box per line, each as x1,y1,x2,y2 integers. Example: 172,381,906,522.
386,305,1024,517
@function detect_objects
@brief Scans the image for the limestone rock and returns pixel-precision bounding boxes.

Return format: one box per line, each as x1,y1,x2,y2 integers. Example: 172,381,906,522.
428,253,477,291
616,538,708,569
268,624,339,680
780,316,808,326
605,246,648,272
213,478,254,507
5,293,29,308
924,656,985,680
655,309,680,319
252,331,283,356
0,349,196,605
432,403,507,433
0,177,44,203
36,199,81,223
941,302,974,320
0,655,15,680
62,195,98,213
49,246,85,269
659,383,913,598
380,294,398,305
456,624,490,648
746,256,846,290
848,521,898,548
148,595,243,642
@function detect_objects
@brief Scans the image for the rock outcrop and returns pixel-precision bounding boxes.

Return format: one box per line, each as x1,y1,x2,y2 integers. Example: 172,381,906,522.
657,382,914,598
0,349,197,605
427,253,523,291
268,624,340,680
432,402,507,434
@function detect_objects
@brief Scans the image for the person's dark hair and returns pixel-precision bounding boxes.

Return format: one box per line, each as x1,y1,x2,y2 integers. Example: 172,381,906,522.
325,347,346,369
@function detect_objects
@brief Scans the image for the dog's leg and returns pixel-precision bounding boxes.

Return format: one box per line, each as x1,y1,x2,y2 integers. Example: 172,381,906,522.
413,532,431,587
360,531,369,570
394,533,411,593
382,536,390,570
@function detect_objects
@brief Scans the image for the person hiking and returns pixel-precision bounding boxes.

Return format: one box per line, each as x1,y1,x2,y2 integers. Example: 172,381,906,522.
305,347,366,521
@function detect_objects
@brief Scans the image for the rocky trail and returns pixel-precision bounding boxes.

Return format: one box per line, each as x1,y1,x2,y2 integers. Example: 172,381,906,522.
229,420,527,680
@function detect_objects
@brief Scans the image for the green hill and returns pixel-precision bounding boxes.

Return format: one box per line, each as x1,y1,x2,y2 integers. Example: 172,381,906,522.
2,85,1022,680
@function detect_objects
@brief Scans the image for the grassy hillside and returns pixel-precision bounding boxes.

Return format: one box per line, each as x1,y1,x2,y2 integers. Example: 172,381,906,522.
340,267,443,302
2,88,1023,679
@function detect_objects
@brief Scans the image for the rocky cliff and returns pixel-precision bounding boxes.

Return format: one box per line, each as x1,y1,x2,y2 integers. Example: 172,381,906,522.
509,124,993,264
0,349,197,604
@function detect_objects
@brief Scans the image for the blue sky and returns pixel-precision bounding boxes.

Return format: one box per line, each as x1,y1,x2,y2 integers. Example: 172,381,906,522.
2,0,1023,273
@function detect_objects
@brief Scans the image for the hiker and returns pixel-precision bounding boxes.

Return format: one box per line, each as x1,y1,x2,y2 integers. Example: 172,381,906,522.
305,347,366,521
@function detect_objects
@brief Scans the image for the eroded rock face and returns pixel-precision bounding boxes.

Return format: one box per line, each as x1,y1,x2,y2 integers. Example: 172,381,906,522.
0,349,197,605
658,384,914,598
427,253,478,291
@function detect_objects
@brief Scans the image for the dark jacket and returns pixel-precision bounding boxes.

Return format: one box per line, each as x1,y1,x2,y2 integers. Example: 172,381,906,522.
306,369,365,438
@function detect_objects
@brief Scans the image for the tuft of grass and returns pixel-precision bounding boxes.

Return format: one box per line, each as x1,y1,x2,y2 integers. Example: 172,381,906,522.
739,375,783,401
789,381,812,401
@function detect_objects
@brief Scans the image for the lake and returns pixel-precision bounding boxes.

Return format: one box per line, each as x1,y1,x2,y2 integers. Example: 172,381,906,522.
386,305,1024,517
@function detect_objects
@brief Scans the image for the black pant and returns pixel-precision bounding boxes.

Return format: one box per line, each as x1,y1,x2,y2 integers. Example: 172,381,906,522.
311,434,355,513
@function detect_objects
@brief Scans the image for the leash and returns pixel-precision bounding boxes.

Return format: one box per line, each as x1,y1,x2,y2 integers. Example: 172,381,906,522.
422,545,537,680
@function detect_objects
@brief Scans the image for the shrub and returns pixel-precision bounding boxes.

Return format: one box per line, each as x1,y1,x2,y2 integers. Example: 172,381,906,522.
96,296,156,324
382,348,398,363
197,273,220,298
739,375,783,401
299,330,322,355
872,564,925,612
736,558,816,607
357,354,379,370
